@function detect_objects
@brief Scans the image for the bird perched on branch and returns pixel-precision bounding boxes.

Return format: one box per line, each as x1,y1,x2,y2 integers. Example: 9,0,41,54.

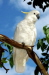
13,10,40,73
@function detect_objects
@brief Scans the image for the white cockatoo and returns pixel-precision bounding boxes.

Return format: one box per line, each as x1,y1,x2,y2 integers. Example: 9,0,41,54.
13,10,40,73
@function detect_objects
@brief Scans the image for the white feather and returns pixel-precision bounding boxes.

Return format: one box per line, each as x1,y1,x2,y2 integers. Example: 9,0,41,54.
13,10,40,73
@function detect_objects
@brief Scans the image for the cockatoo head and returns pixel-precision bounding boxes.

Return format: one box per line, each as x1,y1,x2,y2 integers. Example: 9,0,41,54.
21,10,40,23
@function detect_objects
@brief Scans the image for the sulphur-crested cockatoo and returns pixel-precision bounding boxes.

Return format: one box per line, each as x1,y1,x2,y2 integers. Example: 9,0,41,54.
13,10,40,73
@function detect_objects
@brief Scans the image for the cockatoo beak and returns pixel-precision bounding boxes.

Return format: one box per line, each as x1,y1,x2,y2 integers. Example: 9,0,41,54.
21,11,29,14
36,14,40,19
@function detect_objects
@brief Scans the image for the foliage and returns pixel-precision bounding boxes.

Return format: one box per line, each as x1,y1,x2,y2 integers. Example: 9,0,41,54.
9,55,14,68
3,42,13,54
24,0,49,12
0,42,14,72
34,25,49,75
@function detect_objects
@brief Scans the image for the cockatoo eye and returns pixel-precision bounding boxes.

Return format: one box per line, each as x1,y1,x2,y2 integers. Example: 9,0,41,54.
34,13,35,14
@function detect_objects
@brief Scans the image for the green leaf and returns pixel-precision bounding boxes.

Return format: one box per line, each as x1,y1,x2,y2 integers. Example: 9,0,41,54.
0,64,2,68
9,55,14,68
42,53,48,56
42,38,46,41
46,27,49,34
37,42,40,49
46,35,49,43
1,58,7,63
3,43,13,54
39,39,43,46
43,63,48,70
34,66,40,75
41,43,47,51
37,39,47,51
37,39,43,50
3,42,8,47
40,58,46,62
9,45,13,54
47,33,49,38
7,45,13,54
45,55,49,59
43,26,49,43
46,28,49,42
47,59,49,64
47,46,49,52
43,25,47,34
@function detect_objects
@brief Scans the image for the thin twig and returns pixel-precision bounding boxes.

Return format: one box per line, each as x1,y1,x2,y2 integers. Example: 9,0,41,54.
0,61,9,73
2,65,9,73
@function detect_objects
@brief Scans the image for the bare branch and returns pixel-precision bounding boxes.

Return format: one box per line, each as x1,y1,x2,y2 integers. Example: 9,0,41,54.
2,65,9,73
0,34,48,75
0,61,9,73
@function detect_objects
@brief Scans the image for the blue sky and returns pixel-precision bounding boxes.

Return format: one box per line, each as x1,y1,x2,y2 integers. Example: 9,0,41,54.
0,0,49,75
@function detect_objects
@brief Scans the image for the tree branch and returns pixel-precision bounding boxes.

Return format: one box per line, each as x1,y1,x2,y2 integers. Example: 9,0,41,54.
0,61,9,73
0,34,48,75
2,65,9,73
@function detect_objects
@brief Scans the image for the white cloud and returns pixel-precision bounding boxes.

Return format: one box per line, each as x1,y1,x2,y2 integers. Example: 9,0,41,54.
9,0,33,10
9,0,43,12
9,0,49,14
0,0,3,5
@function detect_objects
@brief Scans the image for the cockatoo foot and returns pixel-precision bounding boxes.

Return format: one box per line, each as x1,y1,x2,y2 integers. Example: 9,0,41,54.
22,42,25,47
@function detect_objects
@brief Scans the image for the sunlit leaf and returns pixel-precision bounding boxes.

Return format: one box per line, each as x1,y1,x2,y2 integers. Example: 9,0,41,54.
9,55,14,68
43,25,47,34
37,42,40,49
1,58,7,63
